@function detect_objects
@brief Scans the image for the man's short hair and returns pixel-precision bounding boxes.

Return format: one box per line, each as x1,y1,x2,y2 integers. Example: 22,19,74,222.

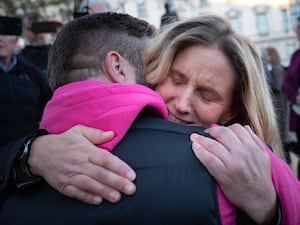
48,12,157,90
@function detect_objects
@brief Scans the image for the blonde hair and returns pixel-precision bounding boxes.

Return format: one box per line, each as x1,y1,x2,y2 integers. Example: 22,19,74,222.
144,14,283,157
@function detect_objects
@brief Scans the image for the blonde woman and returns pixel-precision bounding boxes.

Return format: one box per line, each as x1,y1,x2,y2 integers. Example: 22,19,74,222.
144,14,299,225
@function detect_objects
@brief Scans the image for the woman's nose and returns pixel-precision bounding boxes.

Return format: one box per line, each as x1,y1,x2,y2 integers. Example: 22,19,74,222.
175,90,192,114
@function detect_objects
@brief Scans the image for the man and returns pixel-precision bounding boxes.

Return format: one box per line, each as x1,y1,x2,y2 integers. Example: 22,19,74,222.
284,17,300,179
0,25,52,147
0,12,266,225
18,12,51,72
160,2,179,28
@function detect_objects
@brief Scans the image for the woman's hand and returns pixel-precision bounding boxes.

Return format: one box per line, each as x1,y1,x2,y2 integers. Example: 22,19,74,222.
29,125,136,205
190,124,277,224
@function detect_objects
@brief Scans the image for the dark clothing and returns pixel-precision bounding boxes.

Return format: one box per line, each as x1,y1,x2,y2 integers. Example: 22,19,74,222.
283,48,300,178
0,116,224,225
270,64,289,143
0,55,52,146
18,45,51,72
160,11,178,28
284,48,300,131
160,3,179,29
262,57,273,87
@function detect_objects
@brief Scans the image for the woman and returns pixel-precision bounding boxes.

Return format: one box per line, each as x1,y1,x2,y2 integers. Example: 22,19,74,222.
145,15,282,156
144,14,298,224
265,47,289,145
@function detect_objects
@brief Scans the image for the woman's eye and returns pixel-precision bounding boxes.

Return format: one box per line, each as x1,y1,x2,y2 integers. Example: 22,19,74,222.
197,90,213,103
169,75,183,85
172,78,182,85
201,95,212,102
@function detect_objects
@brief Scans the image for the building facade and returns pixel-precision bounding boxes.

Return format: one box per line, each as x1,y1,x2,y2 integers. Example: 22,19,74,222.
109,0,300,66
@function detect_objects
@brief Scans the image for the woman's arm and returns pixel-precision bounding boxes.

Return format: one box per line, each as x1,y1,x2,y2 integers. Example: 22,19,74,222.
190,124,290,224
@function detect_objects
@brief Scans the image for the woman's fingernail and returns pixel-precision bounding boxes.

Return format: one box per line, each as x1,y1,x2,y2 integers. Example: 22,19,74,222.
109,190,121,202
192,142,201,150
124,183,136,195
210,124,221,128
93,196,102,204
126,171,136,180
190,133,198,141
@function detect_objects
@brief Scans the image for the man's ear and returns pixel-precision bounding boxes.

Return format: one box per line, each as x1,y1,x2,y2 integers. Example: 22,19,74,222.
105,51,134,83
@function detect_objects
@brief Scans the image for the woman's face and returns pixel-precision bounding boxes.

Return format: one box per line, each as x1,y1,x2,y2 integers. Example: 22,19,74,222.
156,45,237,127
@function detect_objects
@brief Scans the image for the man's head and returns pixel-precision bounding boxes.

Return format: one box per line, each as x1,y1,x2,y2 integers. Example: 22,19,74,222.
79,0,111,14
48,12,157,91
22,12,47,46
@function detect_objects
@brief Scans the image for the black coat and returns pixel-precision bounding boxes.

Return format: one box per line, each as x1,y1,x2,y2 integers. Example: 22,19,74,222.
0,116,223,225
0,116,259,225
18,45,51,72
0,56,52,146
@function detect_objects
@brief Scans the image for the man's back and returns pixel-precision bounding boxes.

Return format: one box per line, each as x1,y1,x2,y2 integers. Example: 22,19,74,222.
0,116,222,225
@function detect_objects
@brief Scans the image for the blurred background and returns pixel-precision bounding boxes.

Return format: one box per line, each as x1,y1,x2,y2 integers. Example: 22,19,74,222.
1,0,300,66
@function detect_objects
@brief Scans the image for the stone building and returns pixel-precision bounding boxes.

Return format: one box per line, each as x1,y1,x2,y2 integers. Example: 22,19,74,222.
110,0,300,66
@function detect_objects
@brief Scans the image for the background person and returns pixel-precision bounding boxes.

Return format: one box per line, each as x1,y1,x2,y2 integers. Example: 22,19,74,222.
0,31,52,147
283,16,300,179
160,2,179,28
265,47,290,162
19,12,51,72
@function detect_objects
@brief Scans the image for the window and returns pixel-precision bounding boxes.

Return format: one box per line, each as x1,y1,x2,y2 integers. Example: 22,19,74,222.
260,47,267,58
290,4,300,30
167,0,177,11
287,42,297,59
229,17,240,33
199,0,208,7
256,12,268,35
281,9,289,32
138,1,146,17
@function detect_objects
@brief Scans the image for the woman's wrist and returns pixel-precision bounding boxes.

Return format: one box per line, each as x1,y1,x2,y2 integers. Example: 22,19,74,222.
243,187,277,224
263,196,282,225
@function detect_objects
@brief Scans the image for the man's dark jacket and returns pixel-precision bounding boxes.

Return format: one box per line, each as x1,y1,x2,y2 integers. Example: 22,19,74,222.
0,116,225,225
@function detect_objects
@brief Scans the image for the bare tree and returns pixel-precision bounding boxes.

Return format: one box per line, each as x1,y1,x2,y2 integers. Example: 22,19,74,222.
0,0,75,21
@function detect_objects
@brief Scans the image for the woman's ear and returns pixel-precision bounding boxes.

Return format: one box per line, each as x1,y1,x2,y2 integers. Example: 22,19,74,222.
105,51,136,83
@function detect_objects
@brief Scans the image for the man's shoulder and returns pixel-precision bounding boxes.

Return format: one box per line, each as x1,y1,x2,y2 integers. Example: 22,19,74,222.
131,115,207,136
116,115,210,170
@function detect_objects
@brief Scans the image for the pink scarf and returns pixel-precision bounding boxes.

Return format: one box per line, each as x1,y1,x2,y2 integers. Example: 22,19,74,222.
40,81,168,150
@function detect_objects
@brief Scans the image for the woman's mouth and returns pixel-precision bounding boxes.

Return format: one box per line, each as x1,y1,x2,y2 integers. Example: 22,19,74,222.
168,113,191,125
